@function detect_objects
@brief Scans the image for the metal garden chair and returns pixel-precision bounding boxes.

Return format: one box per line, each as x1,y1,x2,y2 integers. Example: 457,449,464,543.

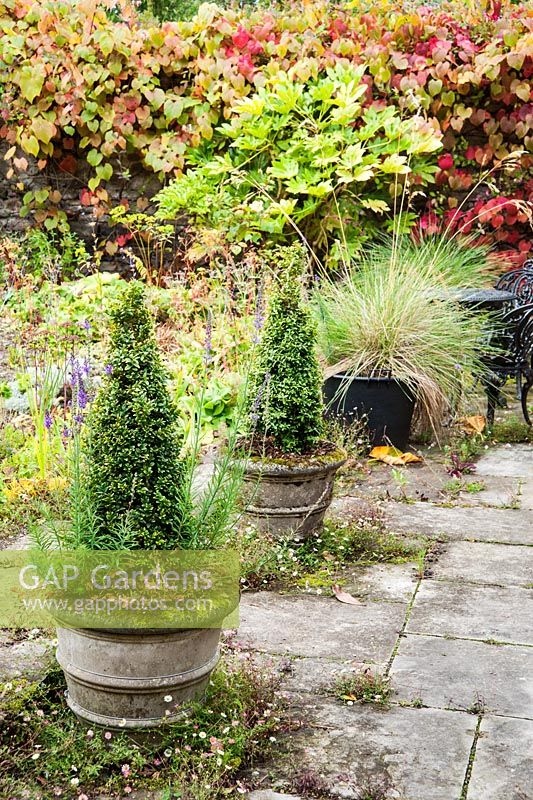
482,260,533,425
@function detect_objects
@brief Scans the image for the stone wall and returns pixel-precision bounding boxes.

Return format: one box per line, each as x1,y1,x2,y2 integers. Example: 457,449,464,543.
0,145,167,272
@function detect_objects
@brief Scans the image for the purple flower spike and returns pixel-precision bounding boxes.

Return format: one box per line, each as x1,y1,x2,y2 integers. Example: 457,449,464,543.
104,363,114,375
70,357,82,387
77,386,88,410
251,370,271,421
253,282,265,344
204,312,213,366
81,320,91,331
44,410,53,430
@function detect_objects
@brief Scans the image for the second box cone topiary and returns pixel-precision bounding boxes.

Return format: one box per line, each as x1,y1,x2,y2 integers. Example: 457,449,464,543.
240,243,346,540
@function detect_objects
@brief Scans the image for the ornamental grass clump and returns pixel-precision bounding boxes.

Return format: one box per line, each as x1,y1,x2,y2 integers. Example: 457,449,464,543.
247,243,324,455
85,282,187,549
314,240,490,432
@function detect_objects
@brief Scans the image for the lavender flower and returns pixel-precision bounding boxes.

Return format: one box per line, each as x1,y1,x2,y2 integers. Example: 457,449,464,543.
77,386,88,410
253,282,265,344
104,363,114,375
81,320,91,332
44,410,53,430
69,356,92,419
204,312,213,366
250,371,271,424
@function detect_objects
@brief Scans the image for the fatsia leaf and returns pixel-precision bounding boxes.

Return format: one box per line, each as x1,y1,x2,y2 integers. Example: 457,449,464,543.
268,158,299,180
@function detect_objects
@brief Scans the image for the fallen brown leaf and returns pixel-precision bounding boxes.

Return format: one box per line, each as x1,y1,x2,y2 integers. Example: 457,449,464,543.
332,584,363,605
458,415,486,435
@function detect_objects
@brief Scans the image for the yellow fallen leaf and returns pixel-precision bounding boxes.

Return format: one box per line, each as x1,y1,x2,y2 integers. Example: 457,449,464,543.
458,415,486,435
369,446,423,466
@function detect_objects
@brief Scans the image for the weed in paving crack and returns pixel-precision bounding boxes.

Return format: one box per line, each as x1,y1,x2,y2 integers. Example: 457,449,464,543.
292,768,330,797
331,668,393,707
464,480,486,494
399,696,424,709
467,692,486,715
355,775,396,800
234,505,418,592
490,418,532,444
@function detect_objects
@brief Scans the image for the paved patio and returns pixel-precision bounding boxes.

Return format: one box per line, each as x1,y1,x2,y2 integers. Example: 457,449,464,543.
1,444,531,800
239,444,533,800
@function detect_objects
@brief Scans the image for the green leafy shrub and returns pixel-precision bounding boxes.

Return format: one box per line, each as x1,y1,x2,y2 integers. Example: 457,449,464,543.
0,0,531,258
0,228,89,284
85,282,187,548
247,243,324,454
156,62,442,264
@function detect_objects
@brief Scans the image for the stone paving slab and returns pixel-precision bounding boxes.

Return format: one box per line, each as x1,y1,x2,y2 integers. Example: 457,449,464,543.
475,445,533,479
518,482,533,511
457,476,522,508
384,502,532,545
284,656,368,694
432,541,533,588
390,634,533,718
279,698,475,800
340,562,419,604
238,592,407,664
467,716,533,800
244,651,359,694
0,637,54,680
407,580,533,645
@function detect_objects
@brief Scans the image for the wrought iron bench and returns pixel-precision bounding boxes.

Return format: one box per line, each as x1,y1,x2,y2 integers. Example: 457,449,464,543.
482,260,533,426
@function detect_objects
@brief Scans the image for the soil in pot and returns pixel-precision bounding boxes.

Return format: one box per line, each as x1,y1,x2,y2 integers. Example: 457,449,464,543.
323,373,415,450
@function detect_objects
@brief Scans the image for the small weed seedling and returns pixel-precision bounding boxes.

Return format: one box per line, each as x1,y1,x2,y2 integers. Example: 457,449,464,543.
464,480,485,494
442,477,462,495
467,692,486,715
390,467,412,502
332,668,393,707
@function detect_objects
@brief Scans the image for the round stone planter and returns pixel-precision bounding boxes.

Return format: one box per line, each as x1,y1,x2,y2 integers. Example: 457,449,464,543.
240,446,346,539
56,626,221,730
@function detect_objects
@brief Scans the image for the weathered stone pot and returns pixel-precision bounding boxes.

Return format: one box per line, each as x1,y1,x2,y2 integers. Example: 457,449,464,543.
240,446,346,539
56,626,221,730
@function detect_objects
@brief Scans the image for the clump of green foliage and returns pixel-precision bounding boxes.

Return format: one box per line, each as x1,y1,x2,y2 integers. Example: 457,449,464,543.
234,511,420,591
0,650,283,798
86,283,187,549
0,228,90,283
332,669,392,706
247,243,324,454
